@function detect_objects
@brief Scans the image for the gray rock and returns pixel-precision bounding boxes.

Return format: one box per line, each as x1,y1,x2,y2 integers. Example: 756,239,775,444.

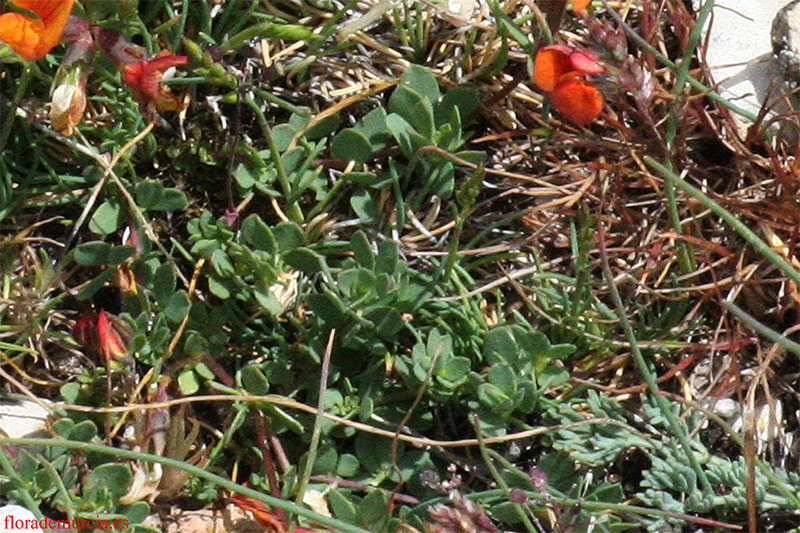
773,0,800,87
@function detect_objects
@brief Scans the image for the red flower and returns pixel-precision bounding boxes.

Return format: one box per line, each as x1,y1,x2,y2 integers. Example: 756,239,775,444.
73,310,129,364
533,44,604,126
0,0,74,60
121,50,188,113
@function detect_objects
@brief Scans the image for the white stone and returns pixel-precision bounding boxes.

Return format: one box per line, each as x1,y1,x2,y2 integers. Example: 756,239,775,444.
0,505,43,533
699,0,789,129
0,395,50,439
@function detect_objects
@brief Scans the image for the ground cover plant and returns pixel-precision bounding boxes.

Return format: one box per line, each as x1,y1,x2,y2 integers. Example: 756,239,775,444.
2,0,800,531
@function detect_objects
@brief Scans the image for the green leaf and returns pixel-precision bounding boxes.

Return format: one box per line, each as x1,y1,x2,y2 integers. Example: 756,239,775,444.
207,275,230,298
76,268,117,300
332,128,374,163
153,263,176,304
164,290,190,323
307,292,346,327
67,420,98,442
359,490,389,528
272,123,296,152
283,247,326,274
435,86,480,128
438,356,471,384
84,463,132,499
336,454,360,477
375,240,398,275
151,188,188,211
135,180,164,209
89,200,122,235
124,502,150,524
350,190,378,220
454,150,487,166
365,306,403,340
397,64,440,106
60,382,81,403
389,86,434,139
273,222,304,252
74,241,112,266
385,113,416,158
328,489,358,522
211,248,235,277
240,365,270,395
241,214,276,253
178,369,200,395
351,230,375,270
305,113,341,139
74,242,134,266
341,171,377,185
107,245,136,265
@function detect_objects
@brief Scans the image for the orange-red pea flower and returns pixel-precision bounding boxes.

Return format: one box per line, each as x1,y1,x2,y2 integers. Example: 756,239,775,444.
121,50,188,113
230,493,313,533
0,0,74,60
73,309,130,364
533,44,604,126
572,0,591,12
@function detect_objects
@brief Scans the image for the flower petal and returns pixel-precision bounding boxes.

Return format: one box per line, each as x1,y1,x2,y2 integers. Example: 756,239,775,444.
548,75,603,126
0,12,45,60
533,45,574,93
569,50,604,75
0,0,74,59
572,0,591,12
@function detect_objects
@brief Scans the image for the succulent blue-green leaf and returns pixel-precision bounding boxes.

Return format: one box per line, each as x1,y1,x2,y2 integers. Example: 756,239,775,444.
350,189,378,220
305,113,340,140
375,239,398,275
283,247,326,274
153,263,176,304
389,86,434,139
273,222,304,252
84,463,132,499
240,365,269,395
211,248,235,278
359,490,389,528
271,123,296,152
351,230,375,270
76,268,116,300
107,245,136,265
89,200,122,235
151,188,187,211
254,289,283,314
135,180,164,209
385,113,416,158
74,241,112,266
178,369,200,395
165,290,190,323
438,356,471,384
365,306,403,340
454,150,487,166
207,275,230,298
67,420,97,442
336,454,360,477
332,128,373,163
435,86,480,127
397,64,440,106
241,214,276,254
307,292,346,326
124,502,150,524
341,171,377,185
488,361,517,394
328,488,358,522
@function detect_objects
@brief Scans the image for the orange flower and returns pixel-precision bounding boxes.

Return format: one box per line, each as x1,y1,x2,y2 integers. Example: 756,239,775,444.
533,44,604,126
0,0,74,60
572,0,591,12
121,50,188,113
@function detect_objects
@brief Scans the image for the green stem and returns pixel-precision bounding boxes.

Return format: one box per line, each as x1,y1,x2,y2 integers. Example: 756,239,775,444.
470,414,538,532
244,97,304,223
598,228,714,496
0,64,33,155
723,301,800,358
0,445,46,522
0,437,371,533
644,156,800,288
